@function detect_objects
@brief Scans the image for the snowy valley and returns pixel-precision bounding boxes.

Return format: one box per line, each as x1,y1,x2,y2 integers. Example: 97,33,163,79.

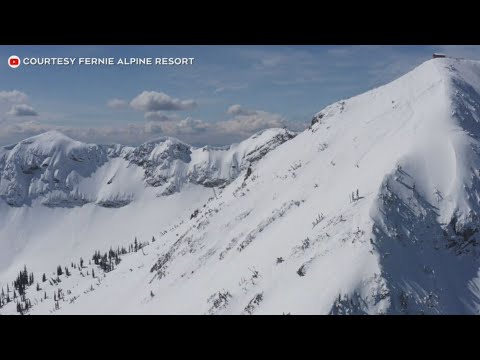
2,57,480,314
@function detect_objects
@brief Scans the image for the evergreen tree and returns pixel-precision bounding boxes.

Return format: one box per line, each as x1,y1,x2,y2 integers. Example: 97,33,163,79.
57,265,63,276
101,253,109,271
134,237,138,252
65,267,71,277
80,258,84,268
42,273,47,282
152,236,156,243
93,251,101,265
36,283,40,291
92,269,95,278
44,291,47,300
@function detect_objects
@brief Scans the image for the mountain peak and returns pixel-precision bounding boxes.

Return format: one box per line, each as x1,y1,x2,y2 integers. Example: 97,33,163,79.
25,130,74,142
397,56,480,90
141,135,189,147
14,130,92,151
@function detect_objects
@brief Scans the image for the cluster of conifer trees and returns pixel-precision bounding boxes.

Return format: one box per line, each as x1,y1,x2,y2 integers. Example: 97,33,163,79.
0,236,151,314
0,266,34,314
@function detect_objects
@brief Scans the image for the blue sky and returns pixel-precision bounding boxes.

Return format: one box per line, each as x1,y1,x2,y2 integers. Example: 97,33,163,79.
1,45,479,146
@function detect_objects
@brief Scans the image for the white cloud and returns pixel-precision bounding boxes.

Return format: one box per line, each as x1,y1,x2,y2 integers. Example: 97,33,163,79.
130,91,197,112
0,120,159,146
0,90,29,103
143,118,210,139
8,104,38,116
0,120,52,144
143,121,164,135
219,109,285,136
226,104,255,116
160,117,210,135
107,98,128,109
144,111,179,122
0,110,293,147
0,94,302,146
223,105,289,135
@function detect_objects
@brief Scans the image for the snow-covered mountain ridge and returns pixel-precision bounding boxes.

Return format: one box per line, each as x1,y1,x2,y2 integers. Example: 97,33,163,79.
2,57,480,314
0,128,294,207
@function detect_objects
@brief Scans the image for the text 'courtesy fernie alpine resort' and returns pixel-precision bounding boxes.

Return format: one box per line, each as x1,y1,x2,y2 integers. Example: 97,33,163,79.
7,56,195,68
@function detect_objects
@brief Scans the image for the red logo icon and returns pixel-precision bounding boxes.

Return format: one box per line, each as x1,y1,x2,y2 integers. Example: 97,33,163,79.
8,55,21,68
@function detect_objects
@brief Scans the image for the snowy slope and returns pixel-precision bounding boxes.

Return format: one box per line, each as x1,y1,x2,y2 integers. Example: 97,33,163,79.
2,57,480,315
0,129,293,282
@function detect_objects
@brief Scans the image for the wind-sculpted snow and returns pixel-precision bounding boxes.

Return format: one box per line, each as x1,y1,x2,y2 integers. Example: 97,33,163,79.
371,166,480,314
125,137,192,190
126,128,295,194
0,128,294,207
0,131,109,206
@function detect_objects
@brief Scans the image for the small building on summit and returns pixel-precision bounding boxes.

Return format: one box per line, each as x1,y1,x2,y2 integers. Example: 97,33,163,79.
432,53,446,59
